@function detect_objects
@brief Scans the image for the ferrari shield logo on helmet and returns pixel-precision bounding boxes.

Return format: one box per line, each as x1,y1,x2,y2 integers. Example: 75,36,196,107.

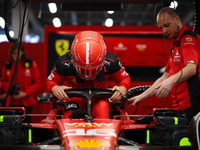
55,39,69,56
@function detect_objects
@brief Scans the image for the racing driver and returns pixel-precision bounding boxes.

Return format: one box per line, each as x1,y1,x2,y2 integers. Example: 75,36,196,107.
46,30,130,119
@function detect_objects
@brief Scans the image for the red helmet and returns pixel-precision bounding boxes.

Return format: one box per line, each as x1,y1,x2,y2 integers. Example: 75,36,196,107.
71,31,107,80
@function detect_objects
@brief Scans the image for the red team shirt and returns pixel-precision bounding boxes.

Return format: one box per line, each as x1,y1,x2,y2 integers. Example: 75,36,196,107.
165,26,200,110
1,59,41,107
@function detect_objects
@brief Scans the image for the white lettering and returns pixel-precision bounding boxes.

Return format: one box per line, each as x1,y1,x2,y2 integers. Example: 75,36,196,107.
63,129,117,137
64,122,113,126
47,72,55,80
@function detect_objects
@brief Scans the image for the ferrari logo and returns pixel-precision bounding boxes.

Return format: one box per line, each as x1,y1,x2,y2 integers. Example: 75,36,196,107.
25,62,30,68
6,70,10,76
55,39,69,56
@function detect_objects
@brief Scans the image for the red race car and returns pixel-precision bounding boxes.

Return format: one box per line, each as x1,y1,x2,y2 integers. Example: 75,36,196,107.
0,86,199,150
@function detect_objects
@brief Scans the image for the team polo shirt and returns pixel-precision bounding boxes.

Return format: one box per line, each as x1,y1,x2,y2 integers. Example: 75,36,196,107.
165,26,200,110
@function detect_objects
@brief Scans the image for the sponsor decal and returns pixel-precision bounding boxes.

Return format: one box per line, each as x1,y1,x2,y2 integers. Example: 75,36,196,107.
176,50,179,56
55,39,69,56
187,60,194,63
114,43,127,50
136,44,147,51
74,124,102,128
72,78,77,84
47,72,55,80
118,61,121,67
65,103,78,110
105,60,111,66
186,38,192,41
71,139,110,149
64,63,70,67
84,34,95,37
64,122,113,126
25,69,31,76
63,129,117,137
25,62,30,68
6,70,10,76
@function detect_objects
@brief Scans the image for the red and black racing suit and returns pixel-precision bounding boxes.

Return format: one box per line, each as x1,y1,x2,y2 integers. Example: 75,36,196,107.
165,26,200,123
46,51,130,119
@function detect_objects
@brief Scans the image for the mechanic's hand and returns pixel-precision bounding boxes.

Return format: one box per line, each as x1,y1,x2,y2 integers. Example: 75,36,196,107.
14,91,27,99
156,78,172,98
110,86,127,101
128,94,143,106
52,85,72,100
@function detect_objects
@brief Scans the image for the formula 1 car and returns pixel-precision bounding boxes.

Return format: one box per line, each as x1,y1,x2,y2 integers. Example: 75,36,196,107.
0,86,199,150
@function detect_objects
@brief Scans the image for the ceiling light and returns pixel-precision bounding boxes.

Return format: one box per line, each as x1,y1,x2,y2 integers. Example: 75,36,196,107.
53,17,61,28
107,11,114,14
0,17,5,29
170,1,178,9
105,18,113,27
9,31,14,37
25,35,40,43
48,3,57,14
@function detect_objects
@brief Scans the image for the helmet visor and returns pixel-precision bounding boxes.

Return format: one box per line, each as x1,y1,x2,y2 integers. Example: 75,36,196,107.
72,59,104,80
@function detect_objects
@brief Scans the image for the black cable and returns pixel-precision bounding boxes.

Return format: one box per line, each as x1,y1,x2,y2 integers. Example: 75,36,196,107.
193,0,200,34
9,67,18,105
18,0,22,40
3,1,29,107
4,0,18,43
11,0,19,8
23,0,31,28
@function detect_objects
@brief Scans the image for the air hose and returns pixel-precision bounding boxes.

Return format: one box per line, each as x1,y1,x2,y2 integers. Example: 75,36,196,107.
4,0,18,43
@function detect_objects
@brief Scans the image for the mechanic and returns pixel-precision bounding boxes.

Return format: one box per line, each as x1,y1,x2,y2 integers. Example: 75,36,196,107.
1,43,41,122
46,30,130,119
128,7,200,124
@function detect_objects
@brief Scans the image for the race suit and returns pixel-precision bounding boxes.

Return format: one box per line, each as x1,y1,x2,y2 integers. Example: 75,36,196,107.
1,59,41,107
165,26,200,122
46,51,130,119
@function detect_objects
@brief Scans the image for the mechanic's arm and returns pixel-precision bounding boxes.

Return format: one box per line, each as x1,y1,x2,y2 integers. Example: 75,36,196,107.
128,72,169,105
156,63,196,98
46,69,72,100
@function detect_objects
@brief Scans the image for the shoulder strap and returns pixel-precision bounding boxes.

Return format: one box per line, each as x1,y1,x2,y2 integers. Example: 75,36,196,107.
176,30,198,47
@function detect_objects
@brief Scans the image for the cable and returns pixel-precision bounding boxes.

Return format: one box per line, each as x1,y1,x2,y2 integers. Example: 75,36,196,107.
3,0,29,107
4,0,18,43
11,0,19,8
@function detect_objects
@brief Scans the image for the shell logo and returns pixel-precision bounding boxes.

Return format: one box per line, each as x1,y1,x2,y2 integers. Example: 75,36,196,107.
71,139,110,149
136,44,147,51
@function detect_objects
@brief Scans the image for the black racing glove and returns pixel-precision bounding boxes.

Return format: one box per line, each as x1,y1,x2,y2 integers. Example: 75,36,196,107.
9,84,21,95
68,109,89,119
